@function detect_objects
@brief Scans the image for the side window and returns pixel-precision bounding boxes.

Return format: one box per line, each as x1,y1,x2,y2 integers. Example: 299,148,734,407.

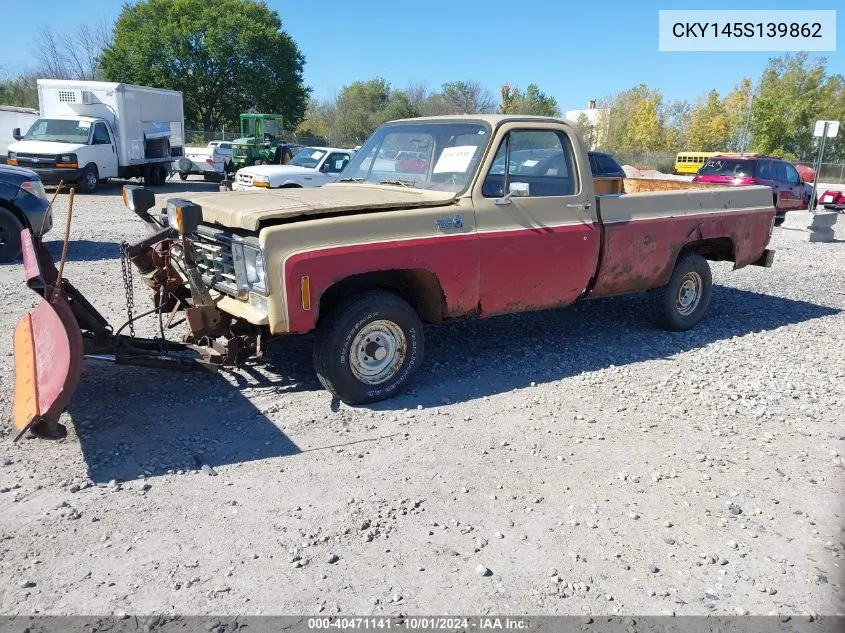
92,122,111,145
773,161,788,183
783,162,800,184
325,153,350,173
482,129,579,198
757,160,772,180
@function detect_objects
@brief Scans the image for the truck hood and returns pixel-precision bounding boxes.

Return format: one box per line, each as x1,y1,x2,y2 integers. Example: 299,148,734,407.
240,165,316,179
165,183,459,231
8,140,86,155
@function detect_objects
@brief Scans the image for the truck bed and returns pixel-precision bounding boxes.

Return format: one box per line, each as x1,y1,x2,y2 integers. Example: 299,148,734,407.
591,184,775,297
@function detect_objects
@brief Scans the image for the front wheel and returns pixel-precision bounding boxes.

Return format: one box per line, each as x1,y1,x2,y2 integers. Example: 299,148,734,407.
0,207,24,262
650,253,712,331
79,165,99,193
313,290,425,405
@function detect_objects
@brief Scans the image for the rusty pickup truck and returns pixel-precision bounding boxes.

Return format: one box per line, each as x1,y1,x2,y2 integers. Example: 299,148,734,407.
11,115,776,439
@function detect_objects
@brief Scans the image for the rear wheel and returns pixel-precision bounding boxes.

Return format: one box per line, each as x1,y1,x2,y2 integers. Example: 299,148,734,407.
0,207,24,262
650,253,712,331
313,290,425,405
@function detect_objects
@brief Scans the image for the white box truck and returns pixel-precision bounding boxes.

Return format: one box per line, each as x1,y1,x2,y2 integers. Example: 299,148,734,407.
0,106,39,163
6,79,184,193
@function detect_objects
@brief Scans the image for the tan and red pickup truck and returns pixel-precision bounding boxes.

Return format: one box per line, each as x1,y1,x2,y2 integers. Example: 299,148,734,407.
12,115,776,438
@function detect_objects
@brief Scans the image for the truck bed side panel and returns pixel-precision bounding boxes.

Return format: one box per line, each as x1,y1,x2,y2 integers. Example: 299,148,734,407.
591,186,775,298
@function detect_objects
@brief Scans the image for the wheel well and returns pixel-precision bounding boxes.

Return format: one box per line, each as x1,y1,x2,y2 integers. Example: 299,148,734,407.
0,199,29,230
281,183,302,188
680,237,735,263
318,269,445,325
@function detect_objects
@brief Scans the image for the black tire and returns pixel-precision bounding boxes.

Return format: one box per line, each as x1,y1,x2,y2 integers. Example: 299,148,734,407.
79,165,98,193
650,253,712,332
153,165,168,186
178,172,189,181
313,290,424,405
0,207,24,262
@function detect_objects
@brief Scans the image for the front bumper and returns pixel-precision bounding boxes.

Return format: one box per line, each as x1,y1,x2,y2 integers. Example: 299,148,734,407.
231,182,265,191
30,167,83,186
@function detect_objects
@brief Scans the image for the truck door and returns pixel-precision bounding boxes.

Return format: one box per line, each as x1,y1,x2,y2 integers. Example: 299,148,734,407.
471,124,600,316
90,122,118,179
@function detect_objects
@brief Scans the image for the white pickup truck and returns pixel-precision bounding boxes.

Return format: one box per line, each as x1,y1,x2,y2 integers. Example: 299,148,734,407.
176,141,234,182
232,146,353,190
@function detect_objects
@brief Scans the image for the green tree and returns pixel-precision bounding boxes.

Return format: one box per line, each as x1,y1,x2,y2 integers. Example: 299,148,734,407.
749,53,827,159
100,0,309,132
0,73,38,109
686,90,730,151
333,78,420,143
573,113,596,149
598,84,671,151
440,80,495,114
499,83,560,116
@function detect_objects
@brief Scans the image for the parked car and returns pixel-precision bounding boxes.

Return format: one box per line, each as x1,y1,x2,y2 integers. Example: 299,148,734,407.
232,146,353,190
395,151,429,174
818,189,845,211
693,154,808,221
0,163,52,262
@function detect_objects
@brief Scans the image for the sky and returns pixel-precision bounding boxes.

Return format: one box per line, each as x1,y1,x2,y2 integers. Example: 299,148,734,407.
0,0,841,112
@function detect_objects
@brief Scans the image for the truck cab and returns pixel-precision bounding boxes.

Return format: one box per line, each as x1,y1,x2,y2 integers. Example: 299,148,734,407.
8,115,119,192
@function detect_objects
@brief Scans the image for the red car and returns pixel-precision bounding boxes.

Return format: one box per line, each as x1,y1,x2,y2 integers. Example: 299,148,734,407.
818,189,845,211
395,151,429,174
693,154,809,221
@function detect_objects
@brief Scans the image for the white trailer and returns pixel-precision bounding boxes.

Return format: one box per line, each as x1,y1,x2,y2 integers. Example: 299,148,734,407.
6,79,184,192
0,106,39,162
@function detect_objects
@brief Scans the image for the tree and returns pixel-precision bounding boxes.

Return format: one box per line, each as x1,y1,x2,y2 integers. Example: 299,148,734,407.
333,78,419,143
573,113,596,149
749,53,827,160
33,19,112,80
500,83,560,116
0,72,38,109
100,0,310,132
686,90,730,151
440,80,495,114
598,84,671,151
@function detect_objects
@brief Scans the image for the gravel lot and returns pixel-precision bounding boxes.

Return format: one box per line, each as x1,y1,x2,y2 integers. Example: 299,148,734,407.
0,178,843,618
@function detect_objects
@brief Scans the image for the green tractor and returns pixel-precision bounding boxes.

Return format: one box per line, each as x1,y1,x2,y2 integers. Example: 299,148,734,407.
230,113,295,170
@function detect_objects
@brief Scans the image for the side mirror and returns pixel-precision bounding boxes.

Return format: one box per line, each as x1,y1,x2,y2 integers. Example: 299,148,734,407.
12,128,21,141
320,162,331,173
509,182,530,197
494,181,530,205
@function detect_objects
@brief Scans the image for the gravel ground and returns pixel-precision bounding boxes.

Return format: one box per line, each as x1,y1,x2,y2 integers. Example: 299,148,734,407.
0,177,843,618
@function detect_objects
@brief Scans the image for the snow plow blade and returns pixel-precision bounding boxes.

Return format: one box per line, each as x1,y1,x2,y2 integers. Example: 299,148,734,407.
12,229,84,440
11,228,223,442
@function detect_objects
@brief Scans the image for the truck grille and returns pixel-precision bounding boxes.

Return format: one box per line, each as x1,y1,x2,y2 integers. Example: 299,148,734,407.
236,172,254,187
15,154,56,168
192,229,238,296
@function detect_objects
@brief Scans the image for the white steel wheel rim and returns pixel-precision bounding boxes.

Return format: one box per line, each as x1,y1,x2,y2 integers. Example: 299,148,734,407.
349,319,407,385
676,271,703,316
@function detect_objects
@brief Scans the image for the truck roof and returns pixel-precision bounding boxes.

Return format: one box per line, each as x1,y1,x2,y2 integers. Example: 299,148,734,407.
36,79,182,98
387,114,575,127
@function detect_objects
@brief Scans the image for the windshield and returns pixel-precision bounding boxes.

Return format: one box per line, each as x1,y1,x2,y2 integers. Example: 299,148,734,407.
340,121,492,193
289,147,328,168
698,158,757,178
23,118,92,144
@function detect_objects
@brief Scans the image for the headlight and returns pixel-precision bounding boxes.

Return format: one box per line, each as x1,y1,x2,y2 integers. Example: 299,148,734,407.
232,239,267,294
7,151,17,165
56,153,78,168
20,180,47,200
251,175,270,188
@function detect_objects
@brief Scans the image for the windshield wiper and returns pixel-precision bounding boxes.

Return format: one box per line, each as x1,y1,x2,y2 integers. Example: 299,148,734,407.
378,179,415,187
339,177,364,183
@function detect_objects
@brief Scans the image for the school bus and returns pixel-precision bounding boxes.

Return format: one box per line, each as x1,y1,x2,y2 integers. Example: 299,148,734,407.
674,152,720,175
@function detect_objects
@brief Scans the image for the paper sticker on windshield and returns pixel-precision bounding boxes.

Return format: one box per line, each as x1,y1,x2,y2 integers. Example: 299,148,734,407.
78,121,91,129
310,150,325,159
521,159,539,167
433,146,477,173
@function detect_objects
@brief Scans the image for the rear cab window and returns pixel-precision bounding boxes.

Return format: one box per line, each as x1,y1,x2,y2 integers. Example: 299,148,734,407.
699,158,757,178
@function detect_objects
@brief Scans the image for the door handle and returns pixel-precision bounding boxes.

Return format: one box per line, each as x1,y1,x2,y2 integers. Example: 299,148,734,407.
566,202,591,210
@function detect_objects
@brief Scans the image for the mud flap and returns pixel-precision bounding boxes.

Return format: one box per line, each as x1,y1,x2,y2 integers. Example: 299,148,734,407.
12,229,85,441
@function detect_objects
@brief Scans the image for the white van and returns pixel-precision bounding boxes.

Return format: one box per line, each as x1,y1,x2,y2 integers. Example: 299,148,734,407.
6,79,184,192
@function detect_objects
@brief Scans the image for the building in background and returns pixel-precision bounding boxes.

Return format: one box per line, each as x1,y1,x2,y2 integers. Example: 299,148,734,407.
564,100,607,150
